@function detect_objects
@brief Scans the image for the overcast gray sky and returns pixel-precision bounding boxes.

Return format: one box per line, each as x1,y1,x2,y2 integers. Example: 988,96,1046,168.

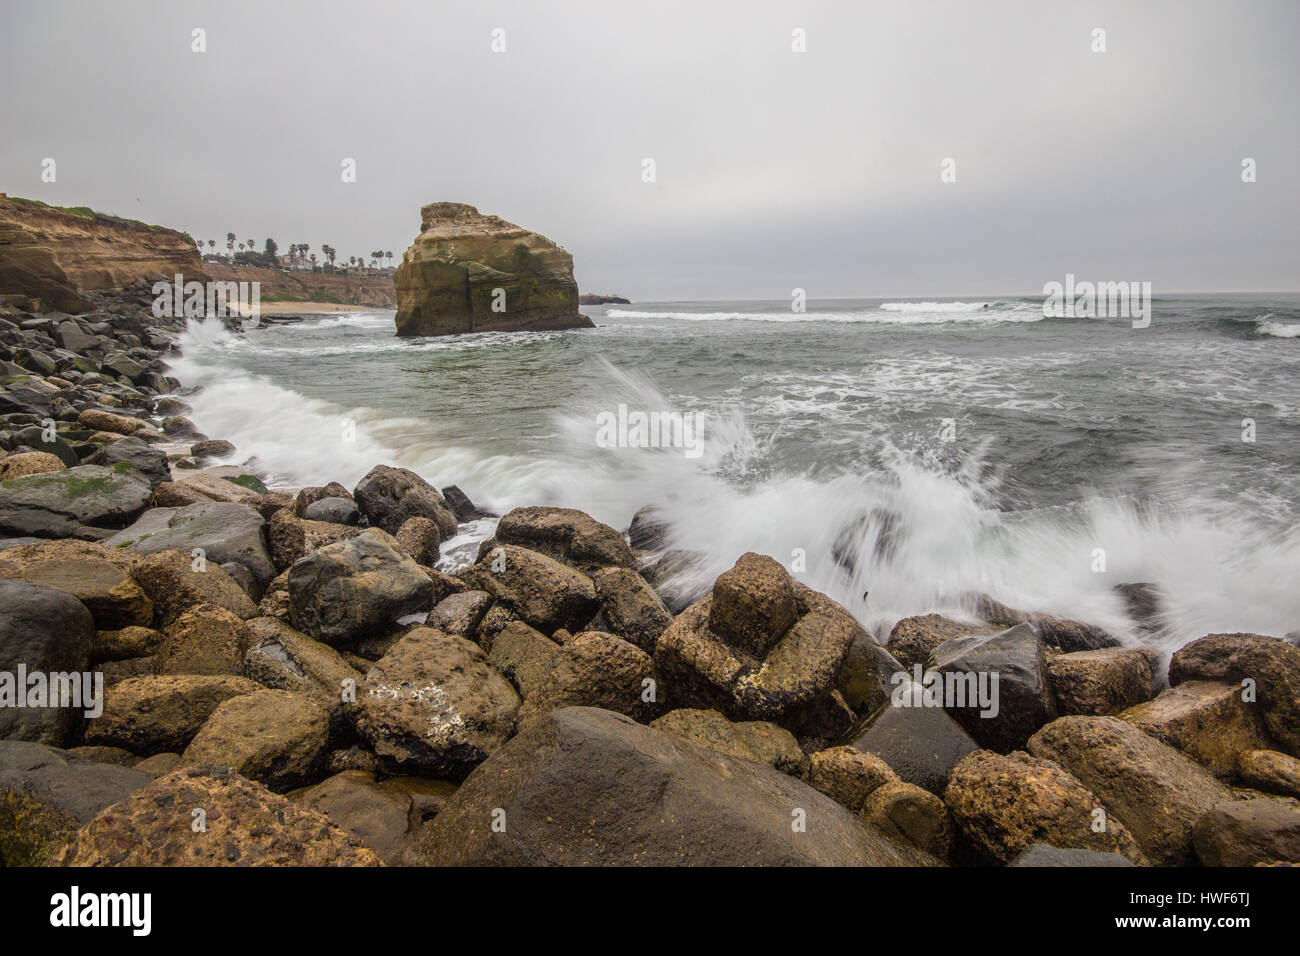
2,0,1297,298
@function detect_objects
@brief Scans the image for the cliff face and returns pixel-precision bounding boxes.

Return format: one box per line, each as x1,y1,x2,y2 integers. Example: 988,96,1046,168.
204,262,396,309
0,197,206,313
393,202,593,337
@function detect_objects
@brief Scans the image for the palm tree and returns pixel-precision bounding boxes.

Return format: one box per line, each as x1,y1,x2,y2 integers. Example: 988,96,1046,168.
385,250,393,267
226,232,235,259
207,239,215,255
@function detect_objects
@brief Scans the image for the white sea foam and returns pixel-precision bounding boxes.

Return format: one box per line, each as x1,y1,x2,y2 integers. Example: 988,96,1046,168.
606,305,1042,325
1258,318,1300,338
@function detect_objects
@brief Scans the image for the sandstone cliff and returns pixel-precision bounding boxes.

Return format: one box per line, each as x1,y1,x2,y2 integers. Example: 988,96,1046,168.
205,262,396,309
393,202,593,337
0,197,207,313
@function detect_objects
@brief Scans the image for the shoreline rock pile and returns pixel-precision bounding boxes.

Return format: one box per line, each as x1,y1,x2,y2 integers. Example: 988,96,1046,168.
2,288,1299,867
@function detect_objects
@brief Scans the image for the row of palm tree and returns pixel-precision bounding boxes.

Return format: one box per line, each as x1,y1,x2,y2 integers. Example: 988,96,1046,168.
198,236,396,272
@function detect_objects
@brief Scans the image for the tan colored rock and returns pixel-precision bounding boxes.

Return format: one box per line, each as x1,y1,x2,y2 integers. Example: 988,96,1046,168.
1047,646,1156,716
459,543,598,635
84,674,262,754
708,552,798,658
0,451,64,480
77,408,150,436
92,625,163,663
807,745,898,812
268,507,361,571
0,538,151,628
945,748,1147,865
1193,798,1300,866
155,603,250,676
862,779,954,860
180,689,330,791
1120,680,1274,777
172,471,263,505
887,614,999,671
393,202,593,337
1028,715,1235,865
131,548,258,624
1239,750,1300,799
49,767,382,866
650,708,807,775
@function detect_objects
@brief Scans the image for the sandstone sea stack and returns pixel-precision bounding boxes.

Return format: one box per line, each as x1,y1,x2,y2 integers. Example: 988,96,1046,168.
393,202,594,337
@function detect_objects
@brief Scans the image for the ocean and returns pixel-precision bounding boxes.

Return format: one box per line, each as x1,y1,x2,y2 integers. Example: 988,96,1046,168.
166,295,1300,652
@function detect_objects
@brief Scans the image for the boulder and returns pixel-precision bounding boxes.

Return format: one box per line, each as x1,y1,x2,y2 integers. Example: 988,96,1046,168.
180,689,330,792
459,544,598,635
862,779,953,860
1168,632,1300,756
944,749,1147,865
355,627,520,778
1238,750,1300,799
1046,646,1155,716
807,746,898,812
393,515,440,565
926,623,1057,752
393,202,593,337
288,528,434,646
303,496,359,526
0,741,152,866
76,408,149,436
650,708,806,775
0,579,94,745
0,451,64,480
107,501,275,588
1192,798,1300,866
292,483,353,516
290,770,419,866
413,707,939,866
91,625,163,663
85,436,169,487
887,614,1000,671
0,538,151,628
130,548,258,624
1027,715,1235,865
835,629,905,718
426,590,492,638
838,701,979,797
353,465,456,537
1120,680,1274,777
155,603,249,676
591,566,671,653
654,558,857,730
494,506,635,572
82,674,261,754
267,507,360,571
971,594,1119,651
170,471,262,505
504,629,655,725
49,767,382,866
0,463,153,537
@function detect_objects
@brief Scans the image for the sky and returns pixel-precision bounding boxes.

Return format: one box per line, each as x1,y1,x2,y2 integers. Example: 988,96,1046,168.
1,0,1297,299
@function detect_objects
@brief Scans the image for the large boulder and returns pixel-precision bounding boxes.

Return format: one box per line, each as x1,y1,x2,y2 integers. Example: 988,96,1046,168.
592,566,673,653
290,770,425,866
0,538,151,628
180,689,331,792
155,603,249,676
288,528,433,646
83,674,261,754
1120,681,1274,777
353,465,456,537
887,614,1000,671
1046,646,1155,716
49,767,382,866
242,617,360,710
0,741,152,866
85,436,170,488
807,746,899,813
1027,715,1235,865
267,507,360,570
107,502,275,588
1239,750,1300,799
1168,632,1300,756
459,544,598,635
0,580,94,746
653,555,857,730
944,749,1147,865
354,627,520,778
393,202,593,337
0,463,153,538
1192,798,1300,866
926,623,1057,752
494,506,635,572
130,548,258,624
414,707,938,866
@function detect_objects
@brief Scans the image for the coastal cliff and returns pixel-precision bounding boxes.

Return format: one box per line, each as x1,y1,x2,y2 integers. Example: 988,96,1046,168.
393,202,593,337
0,197,206,313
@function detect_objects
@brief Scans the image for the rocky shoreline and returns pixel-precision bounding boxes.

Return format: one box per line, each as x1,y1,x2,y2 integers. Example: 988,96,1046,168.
1,283,1299,867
